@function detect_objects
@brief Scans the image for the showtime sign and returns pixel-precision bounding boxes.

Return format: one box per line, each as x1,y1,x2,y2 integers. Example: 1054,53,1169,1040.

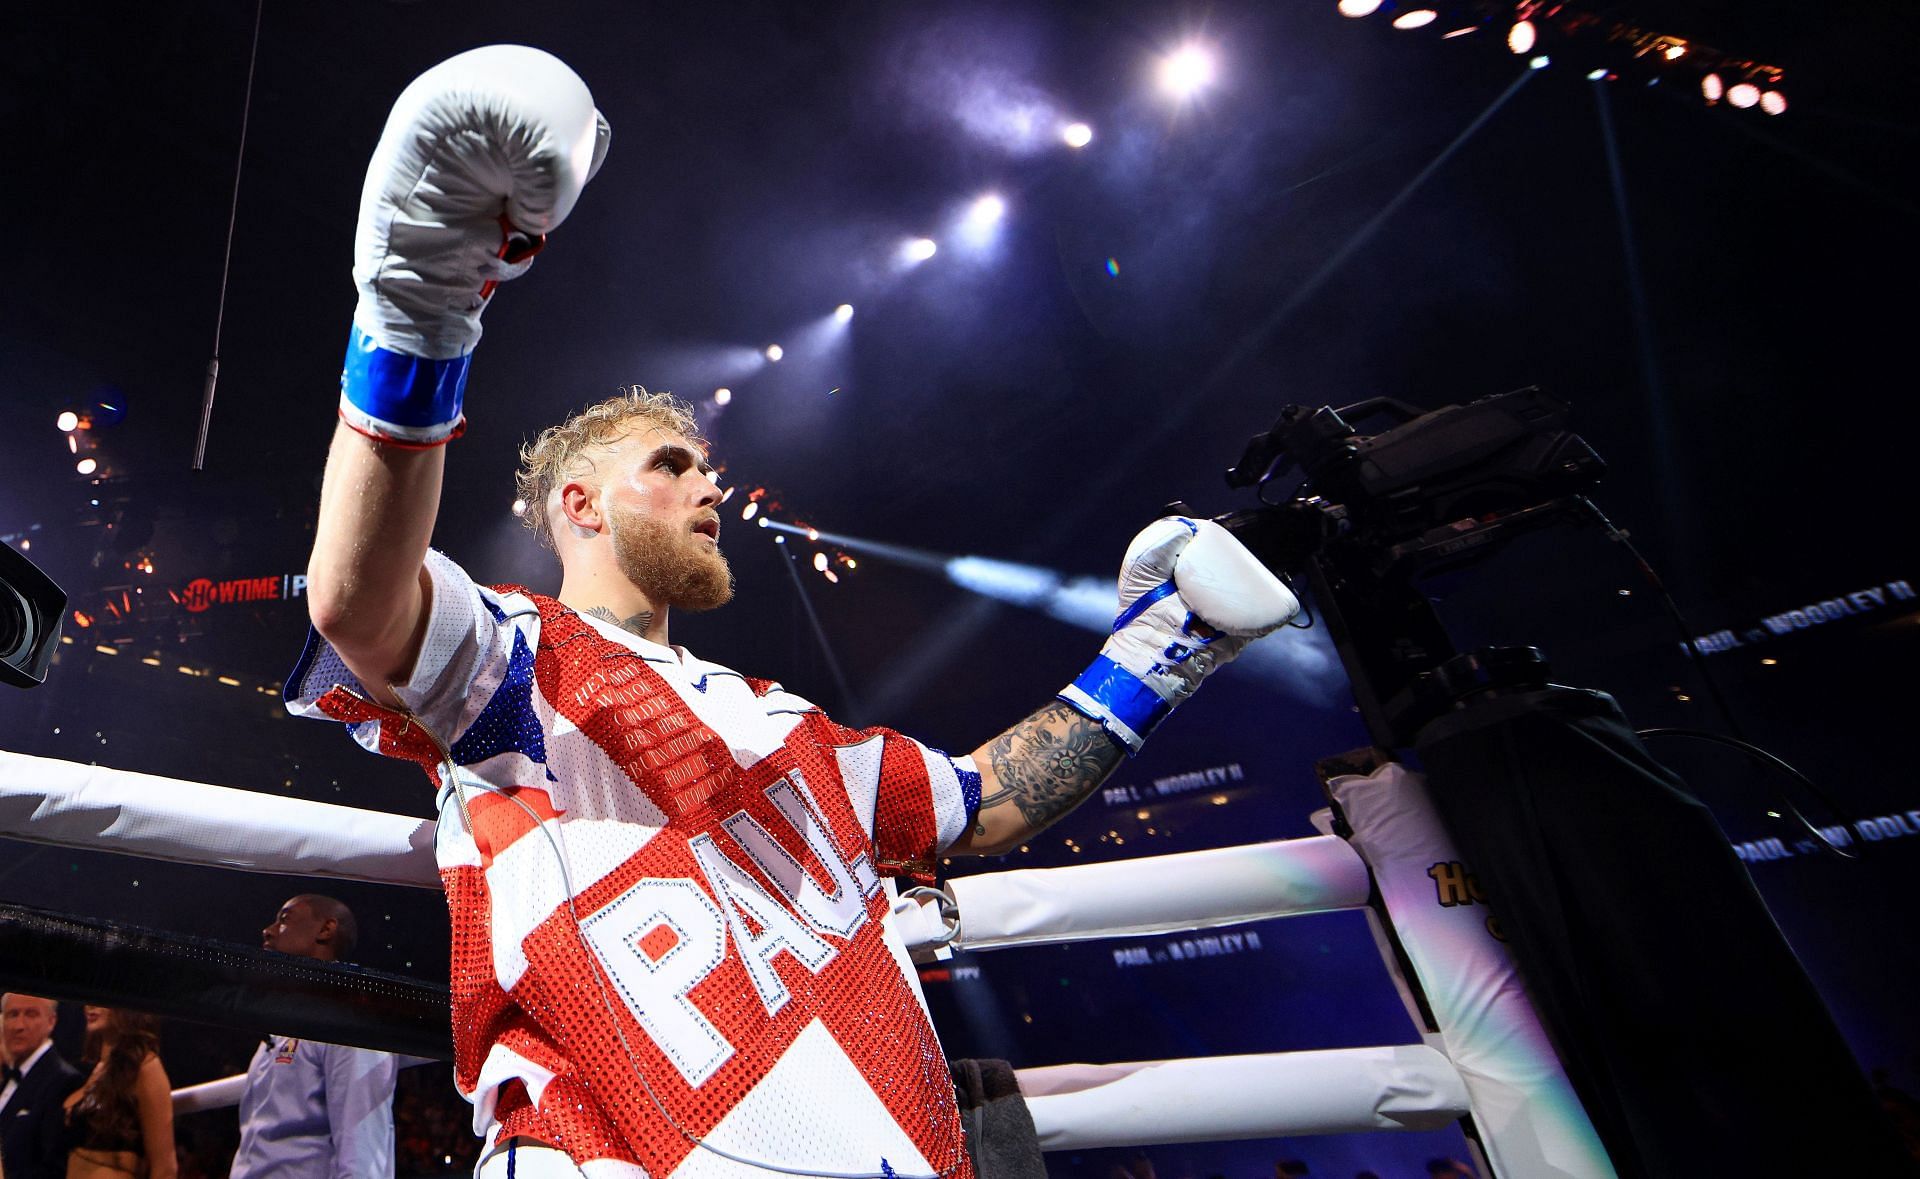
177,573,308,613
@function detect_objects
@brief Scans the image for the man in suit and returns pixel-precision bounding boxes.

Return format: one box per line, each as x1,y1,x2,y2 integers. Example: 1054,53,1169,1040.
1,993,82,1179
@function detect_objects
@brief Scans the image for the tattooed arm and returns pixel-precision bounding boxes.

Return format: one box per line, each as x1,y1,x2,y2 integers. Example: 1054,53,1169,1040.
947,701,1126,857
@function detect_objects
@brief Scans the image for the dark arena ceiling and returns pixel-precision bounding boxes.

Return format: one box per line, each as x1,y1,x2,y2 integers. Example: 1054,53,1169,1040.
2,0,1917,1172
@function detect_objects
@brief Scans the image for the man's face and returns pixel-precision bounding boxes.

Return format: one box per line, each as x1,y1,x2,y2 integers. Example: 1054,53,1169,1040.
601,429,733,613
261,897,331,960
2,994,56,1063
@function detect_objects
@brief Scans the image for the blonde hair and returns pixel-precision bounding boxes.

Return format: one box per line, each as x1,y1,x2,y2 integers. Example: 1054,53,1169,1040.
515,386,706,550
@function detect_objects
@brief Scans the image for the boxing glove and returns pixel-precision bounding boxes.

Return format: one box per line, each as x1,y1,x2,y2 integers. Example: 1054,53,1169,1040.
339,45,611,447
1059,517,1299,753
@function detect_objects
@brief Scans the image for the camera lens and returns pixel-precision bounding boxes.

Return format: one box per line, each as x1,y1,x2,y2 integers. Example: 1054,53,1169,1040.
0,584,33,663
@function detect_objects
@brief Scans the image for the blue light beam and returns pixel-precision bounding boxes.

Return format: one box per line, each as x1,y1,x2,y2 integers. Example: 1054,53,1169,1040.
760,523,1344,703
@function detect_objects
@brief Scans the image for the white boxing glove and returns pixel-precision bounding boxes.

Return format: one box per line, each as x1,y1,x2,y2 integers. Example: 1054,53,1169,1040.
1059,517,1300,753
339,45,611,447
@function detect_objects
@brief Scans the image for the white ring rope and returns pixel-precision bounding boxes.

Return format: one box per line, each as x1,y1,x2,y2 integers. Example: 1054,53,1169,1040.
0,749,438,887
173,1047,1470,1144
171,1074,248,1116
935,835,1371,951
6,748,1611,1171
1019,1047,1469,1147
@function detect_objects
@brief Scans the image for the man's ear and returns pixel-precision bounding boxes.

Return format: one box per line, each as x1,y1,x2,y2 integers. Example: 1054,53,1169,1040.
316,917,338,949
558,481,603,536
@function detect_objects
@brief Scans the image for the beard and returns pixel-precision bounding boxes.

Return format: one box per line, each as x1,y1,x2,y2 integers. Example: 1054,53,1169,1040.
610,508,735,613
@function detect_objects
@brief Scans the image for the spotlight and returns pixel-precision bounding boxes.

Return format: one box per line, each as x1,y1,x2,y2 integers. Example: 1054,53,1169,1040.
764,344,784,362
1441,25,1478,39
1528,54,1550,70
1727,82,1760,108
903,237,938,263
56,411,79,432
1760,89,1787,115
823,569,839,584
510,498,528,517
1336,0,1381,15
714,386,733,406
1391,10,1437,29
1507,19,1535,53
813,552,828,572
833,304,854,324
1701,73,1724,102
1062,122,1093,148
742,501,759,521
959,193,1007,249
1587,68,1608,81
1157,44,1216,98
76,458,97,475
1663,43,1687,61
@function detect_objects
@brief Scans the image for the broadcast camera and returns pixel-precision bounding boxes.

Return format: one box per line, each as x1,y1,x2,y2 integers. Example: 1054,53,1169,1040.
0,539,67,689
1212,386,1605,745
1210,388,1904,1173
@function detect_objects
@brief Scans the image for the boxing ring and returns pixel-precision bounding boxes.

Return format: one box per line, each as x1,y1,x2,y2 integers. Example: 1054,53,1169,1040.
0,748,1614,1178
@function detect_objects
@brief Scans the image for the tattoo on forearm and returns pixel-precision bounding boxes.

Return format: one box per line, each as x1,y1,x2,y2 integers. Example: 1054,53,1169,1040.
980,701,1124,837
584,605,655,639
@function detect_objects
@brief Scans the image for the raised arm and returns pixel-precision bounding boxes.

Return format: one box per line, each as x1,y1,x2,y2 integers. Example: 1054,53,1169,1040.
948,517,1299,857
306,428,443,706
302,47,609,703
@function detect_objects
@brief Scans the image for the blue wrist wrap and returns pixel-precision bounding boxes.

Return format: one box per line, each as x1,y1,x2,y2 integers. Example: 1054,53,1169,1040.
340,323,472,438
1058,654,1172,755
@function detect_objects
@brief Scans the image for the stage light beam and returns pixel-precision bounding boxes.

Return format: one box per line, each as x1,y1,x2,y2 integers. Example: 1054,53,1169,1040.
764,344,784,362
714,387,732,406
903,237,939,264
1391,10,1437,30
1062,122,1093,148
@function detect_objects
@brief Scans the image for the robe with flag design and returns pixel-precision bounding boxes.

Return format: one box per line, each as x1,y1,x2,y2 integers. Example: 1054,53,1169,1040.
287,550,982,1179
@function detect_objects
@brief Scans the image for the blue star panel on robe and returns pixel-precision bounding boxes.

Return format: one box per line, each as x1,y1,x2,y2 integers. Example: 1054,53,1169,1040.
956,764,982,817
450,630,551,773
